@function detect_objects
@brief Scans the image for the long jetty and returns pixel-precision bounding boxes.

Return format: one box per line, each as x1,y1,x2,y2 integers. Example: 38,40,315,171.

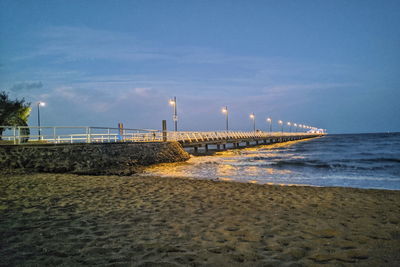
165,131,323,153
0,126,324,174
1,126,324,152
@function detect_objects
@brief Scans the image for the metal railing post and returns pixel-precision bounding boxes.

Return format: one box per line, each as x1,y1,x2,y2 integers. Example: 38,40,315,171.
17,126,21,144
13,126,16,145
89,127,92,143
86,127,92,143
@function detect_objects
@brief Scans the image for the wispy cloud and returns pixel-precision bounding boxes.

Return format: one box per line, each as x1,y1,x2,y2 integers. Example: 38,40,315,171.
10,81,43,91
265,82,358,95
15,26,178,63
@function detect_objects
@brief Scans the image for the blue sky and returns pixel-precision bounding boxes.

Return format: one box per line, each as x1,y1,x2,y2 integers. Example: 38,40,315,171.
1,0,399,133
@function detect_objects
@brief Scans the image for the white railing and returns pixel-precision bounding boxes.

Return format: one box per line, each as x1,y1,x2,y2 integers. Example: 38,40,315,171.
0,126,160,144
0,126,322,145
165,131,320,143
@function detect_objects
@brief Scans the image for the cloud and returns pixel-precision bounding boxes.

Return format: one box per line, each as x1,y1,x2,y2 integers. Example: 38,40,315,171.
265,82,357,95
10,81,43,91
133,87,152,97
17,26,177,63
14,26,269,67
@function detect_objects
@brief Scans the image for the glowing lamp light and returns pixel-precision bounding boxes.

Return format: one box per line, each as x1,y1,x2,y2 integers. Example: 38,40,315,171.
222,106,229,131
287,122,291,126
278,120,283,125
38,101,46,107
267,117,271,122
169,99,176,106
250,113,255,119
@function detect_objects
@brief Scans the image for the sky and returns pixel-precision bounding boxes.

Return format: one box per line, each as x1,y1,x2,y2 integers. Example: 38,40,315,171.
0,0,399,134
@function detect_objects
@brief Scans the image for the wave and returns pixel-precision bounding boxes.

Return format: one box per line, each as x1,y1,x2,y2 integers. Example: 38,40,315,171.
243,156,283,161
273,160,331,169
269,160,398,171
359,158,400,163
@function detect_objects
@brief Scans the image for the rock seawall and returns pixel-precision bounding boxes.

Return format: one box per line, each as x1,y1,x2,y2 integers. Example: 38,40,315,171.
0,142,190,175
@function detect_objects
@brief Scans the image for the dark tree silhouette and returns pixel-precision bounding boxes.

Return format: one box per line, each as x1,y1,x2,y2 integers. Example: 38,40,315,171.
0,91,31,141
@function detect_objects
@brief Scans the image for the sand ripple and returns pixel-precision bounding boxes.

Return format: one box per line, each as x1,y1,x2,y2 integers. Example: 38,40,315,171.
1,173,399,266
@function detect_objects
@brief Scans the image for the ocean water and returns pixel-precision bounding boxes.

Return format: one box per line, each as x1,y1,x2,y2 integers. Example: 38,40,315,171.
143,133,400,190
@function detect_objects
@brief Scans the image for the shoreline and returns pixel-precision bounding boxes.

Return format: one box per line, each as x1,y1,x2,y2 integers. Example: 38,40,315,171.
145,174,400,191
1,173,399,266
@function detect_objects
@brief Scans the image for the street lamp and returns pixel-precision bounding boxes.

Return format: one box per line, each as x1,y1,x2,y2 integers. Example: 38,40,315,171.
169,97,178,131
221,106,229,132
278,120,283,133
250,113,255,132
294,123,298,132
287,122,292,132
266,117,272,133
37,101,46,140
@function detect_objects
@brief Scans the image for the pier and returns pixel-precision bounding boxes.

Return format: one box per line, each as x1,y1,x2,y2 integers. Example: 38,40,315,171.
0,125,324,153
0,126,323,174
165,131,322,153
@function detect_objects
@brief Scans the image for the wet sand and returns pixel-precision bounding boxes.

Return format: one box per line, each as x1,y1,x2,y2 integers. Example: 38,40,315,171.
1,173,399,266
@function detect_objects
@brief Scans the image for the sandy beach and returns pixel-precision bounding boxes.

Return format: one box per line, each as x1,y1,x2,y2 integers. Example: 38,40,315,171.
1,173,399,266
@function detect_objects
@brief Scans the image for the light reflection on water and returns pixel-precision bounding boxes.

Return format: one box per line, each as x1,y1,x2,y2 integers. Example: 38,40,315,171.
143,140,303,184
143,134,400,190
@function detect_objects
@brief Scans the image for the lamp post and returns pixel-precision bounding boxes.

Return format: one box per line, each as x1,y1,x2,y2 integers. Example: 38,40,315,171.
37,101,46,140
294,123,297,132
222,106,229,132
278,120,283,133
287,122,292,132
267,117,272,133
169,97,178,131
250,113,255,132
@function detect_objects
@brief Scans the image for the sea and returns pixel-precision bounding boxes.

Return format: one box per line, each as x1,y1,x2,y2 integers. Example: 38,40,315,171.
143,133,400,190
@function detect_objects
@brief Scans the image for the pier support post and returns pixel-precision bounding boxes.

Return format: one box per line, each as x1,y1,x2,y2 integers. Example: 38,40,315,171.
246,141,250,146
217,144,221,150
223,144,226,149
256,140,259,145
205,144,209,152
162,120,167,142
194,146,198,153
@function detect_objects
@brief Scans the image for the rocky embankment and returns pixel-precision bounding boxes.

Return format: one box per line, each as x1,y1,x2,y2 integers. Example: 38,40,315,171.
0,142,190,175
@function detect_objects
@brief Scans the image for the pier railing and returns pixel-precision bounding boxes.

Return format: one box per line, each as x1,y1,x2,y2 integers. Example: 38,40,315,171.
0,126,159,144
0,126,322,145
165,131,317,143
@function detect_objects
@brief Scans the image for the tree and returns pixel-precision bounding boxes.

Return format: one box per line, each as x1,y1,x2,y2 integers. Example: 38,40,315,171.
0,91,31,141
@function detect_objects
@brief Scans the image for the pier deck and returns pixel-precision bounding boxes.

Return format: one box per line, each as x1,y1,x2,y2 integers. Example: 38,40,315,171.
0,126,323,151
171,132,322,152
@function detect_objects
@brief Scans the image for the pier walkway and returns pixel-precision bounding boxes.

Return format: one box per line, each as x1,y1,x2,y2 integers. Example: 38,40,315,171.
0,126,324,152
166,131,322,152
